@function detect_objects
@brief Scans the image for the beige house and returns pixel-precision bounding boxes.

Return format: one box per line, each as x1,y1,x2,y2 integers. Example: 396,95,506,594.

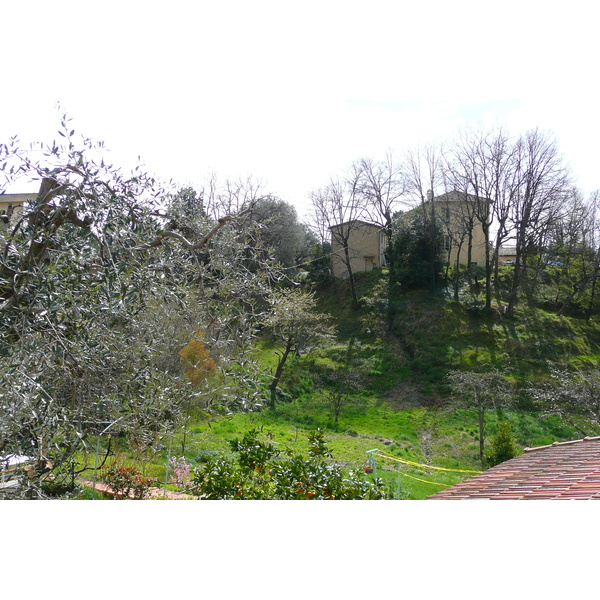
329,220,388,279
432,190,489,267
497,246,517,264
1,192,35,225
329,191,489,279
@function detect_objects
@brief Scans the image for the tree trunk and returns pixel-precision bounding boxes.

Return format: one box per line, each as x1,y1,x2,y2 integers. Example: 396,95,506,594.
454,241,463,301
343,245,359,308
269,343,292,408
478,406,485,464
482,222,492,310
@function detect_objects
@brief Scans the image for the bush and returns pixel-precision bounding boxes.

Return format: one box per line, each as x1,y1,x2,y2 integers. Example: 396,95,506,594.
486,421,518,466
102,464,155,499
189,429,389,500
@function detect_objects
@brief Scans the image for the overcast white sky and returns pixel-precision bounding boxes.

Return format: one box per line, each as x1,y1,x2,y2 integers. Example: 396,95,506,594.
2,0,598,220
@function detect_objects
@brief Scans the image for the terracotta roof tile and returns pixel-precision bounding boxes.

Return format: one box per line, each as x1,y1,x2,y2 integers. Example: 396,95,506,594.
429,436,600,500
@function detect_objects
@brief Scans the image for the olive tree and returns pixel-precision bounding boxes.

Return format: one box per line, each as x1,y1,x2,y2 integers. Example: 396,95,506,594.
0,116,279,496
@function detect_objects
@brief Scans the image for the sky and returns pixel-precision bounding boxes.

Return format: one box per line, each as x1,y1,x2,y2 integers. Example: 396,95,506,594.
3,1,598,221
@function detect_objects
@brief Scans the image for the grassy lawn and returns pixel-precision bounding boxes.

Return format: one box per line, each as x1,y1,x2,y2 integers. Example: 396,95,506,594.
74,271,600,500
76,397,593,500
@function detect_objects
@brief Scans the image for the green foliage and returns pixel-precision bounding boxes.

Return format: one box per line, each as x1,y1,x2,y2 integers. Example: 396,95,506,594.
189,429,388,499
0,117,285,497
248,196,314,270
263,287,335,406
304,242,333,286
486,421,518,466
389,207,445,292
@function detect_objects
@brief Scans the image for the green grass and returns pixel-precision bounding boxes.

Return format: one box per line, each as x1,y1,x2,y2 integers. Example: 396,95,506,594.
71,270,600,500
73,395,597,500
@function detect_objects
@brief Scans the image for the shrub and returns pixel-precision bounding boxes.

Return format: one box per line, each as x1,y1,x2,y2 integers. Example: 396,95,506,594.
486,421,518,466
102,464,155,499
189,429,388,500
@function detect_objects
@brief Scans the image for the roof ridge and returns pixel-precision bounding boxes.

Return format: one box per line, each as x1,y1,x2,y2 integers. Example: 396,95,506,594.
524,436,600,452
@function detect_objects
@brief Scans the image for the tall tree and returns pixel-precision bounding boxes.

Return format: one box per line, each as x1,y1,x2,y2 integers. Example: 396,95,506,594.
506,129,571,315
545,189,600,317
389,206,445,292
310,170,365,308
403,145,445,293
355,154,407,232
444,127,517,309
248,196,311,270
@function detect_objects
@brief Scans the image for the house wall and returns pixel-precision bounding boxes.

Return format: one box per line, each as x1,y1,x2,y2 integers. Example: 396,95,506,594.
438,199,488,267
330,221,384,279
497,246,517,263
329,193,488,280
0,193,35,224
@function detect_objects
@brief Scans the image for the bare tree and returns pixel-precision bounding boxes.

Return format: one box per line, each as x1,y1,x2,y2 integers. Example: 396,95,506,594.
310,170,366,308
506,129,571,315
545,189,600,317
355,153,407,231
444,127,519,309
530,366,600,435
200,173,268,221
584,191,600,319
448,367,513,464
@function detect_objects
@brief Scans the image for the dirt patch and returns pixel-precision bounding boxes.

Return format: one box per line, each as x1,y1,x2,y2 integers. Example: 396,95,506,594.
420,431,433,463
383,381,429,409
77,478,194,500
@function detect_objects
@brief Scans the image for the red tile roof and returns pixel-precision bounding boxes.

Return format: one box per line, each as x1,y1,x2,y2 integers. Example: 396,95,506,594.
429,436,600,500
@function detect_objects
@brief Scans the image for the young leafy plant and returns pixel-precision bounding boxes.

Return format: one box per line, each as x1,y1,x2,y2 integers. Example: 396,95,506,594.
190,429,388,500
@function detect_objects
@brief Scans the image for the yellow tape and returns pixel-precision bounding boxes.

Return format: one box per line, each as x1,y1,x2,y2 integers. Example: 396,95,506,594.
399,472,452,487
375,452,481,474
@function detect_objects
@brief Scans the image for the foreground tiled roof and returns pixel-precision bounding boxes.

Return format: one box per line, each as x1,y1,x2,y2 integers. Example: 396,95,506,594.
429,436,600,500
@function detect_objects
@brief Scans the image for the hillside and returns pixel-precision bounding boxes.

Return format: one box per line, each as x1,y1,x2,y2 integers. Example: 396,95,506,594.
76,271,600,500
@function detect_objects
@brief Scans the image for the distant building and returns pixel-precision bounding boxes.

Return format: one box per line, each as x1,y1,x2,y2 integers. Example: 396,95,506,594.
0,192,36,225
329,220,388,279
497,246,517,264
431,190,489,267
329,190,489,279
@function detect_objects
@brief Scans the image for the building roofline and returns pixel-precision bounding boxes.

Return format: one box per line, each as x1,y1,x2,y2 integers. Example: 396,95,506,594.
329,220,385,230
523,435,600,453
434,190,491,203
